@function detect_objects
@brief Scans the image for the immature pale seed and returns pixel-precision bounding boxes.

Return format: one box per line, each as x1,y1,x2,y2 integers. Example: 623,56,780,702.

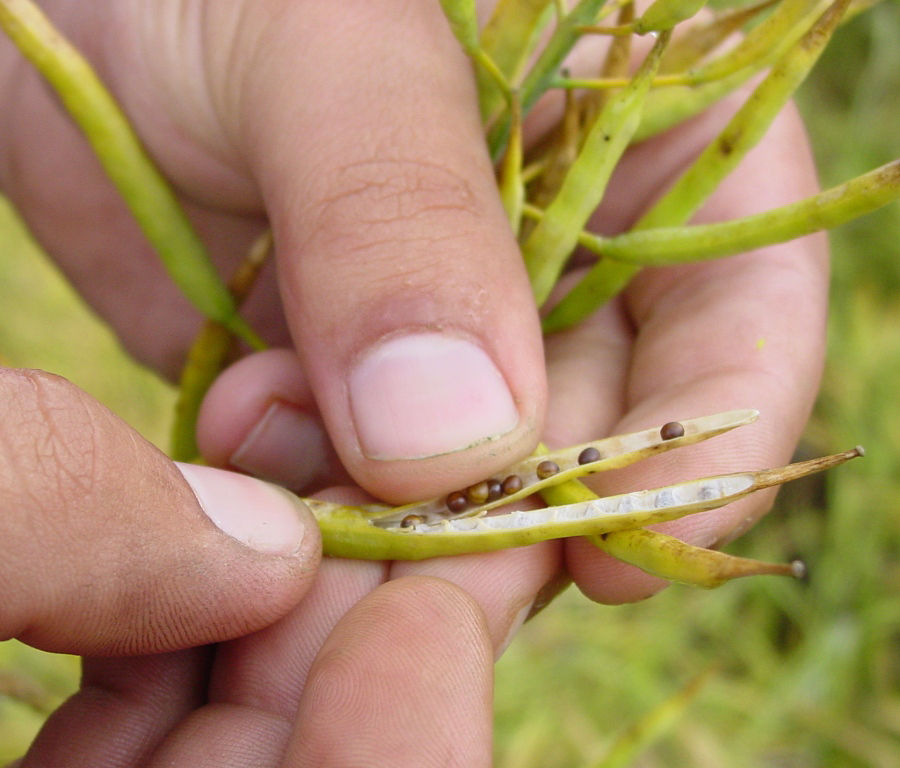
466,481,491,505
446,491,468,513
660,421,685,440
486,479,504,502
401,514,424,528
578,446,602,465
501,474,523,495
536,460,560,479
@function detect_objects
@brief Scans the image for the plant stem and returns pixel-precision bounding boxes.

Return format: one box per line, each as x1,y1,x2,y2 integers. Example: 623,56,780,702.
529,160,900,272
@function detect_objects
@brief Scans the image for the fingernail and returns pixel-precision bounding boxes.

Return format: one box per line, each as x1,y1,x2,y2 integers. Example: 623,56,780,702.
230,401,328,491
526,574,572,621
349,332,519,460
176,462,308,556
496,600,534,660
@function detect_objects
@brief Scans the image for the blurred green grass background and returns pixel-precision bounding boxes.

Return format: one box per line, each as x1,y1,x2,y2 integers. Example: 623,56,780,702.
1,4,898,765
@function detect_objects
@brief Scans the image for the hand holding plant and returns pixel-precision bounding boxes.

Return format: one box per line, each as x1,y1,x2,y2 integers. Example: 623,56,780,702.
0,0,892,763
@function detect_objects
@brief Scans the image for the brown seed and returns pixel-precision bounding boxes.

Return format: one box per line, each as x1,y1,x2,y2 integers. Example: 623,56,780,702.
501,474,523,495
536,460,560,479
577,446,602,465
486,479,503,502
401,514,424,528
660,421,685,440
466,481,491,505
446,491,468,513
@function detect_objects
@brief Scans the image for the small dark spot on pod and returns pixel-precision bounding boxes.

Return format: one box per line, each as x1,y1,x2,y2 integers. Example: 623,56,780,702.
501,474,523,495
536,460,560,479
577,446,602,465
466,481,491,505
401,514,424,528
446,491,468,513
660,421,685,440
486,479,503,502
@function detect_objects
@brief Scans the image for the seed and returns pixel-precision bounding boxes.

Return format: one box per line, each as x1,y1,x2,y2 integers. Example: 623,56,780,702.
660,421,685,440
401,514,424,528
466,481,491,505
486,479,503,502
501,474,523,495
577,446,602,465
446,491,468,513
536,460,560,479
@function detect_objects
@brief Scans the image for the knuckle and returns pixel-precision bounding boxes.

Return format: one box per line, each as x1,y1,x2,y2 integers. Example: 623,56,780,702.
302,157,484,261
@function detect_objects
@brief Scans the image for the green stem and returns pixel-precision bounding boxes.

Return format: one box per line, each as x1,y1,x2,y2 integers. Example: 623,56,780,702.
544,0,852,331
171,231,272,461
535,160,900,271
0,0,264,349
642,0,851,230
658,0,782,74
477,0,553,122
487,0,609,157
523,31,671,306
635,0,826,142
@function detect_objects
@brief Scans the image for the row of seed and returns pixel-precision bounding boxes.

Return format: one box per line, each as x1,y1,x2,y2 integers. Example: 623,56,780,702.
374,409,758,531
397,421,689,529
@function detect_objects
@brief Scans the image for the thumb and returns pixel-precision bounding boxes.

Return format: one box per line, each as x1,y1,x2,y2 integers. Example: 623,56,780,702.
233,0,547,501
0,368,320,656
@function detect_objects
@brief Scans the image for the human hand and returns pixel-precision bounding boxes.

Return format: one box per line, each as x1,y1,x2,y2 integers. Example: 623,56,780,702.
0,373,501,765
2,1,545,762
1,0,827,763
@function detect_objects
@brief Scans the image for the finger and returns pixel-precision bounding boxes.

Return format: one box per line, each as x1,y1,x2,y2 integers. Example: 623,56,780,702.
0,368,320,655
207,557,387,721
232,0,546,501
542,289,633,448
564,107,828,603
284,576,493,767
196,349,353,494
390,543,561,658
20,650,208,768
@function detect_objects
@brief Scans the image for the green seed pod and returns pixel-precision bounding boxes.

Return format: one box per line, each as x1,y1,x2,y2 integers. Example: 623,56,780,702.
438,0,480,53
634,0,708,35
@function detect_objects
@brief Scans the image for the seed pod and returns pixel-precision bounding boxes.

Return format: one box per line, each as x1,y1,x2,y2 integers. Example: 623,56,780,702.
369,410,759,530
634,0,708,35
